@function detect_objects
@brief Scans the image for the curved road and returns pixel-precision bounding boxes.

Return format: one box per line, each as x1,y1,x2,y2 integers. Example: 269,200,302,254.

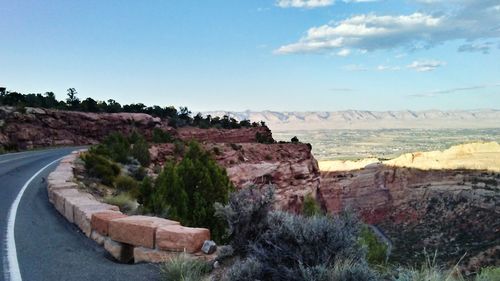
0,148,160,281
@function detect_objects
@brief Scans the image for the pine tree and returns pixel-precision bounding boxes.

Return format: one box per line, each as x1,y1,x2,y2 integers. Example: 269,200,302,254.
144,141,234,242
131,137,150,166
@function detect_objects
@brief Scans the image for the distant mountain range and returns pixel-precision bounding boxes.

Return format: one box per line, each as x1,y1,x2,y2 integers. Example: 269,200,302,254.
202,109,500,131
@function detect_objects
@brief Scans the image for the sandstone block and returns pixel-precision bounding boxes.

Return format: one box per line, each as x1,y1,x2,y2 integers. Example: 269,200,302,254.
53,167,73,174
52,189,80,215
133,247,179,264
91,230,106,246
48,171,73,182
63,192,96,223
109,216,180,248
47,182,78,203
91,211,128,236
48,181,77,191
60,155,77,163
104,238,134,263
74,204,120,237
156,225,210,253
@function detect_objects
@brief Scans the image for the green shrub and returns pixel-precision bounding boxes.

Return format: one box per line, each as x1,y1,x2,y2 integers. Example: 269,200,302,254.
137,176,153,205
256,132,274,144
475,267,500,281
215,186,274,257
114,175,140,192
173,140,185,156
393,261,499,281
359,226,388,266
130,166,146,181
224,257,264,281
297,259,380,281
213,146,221,155
81,152,120,185
131,138,150,166
393,253,462,281
104,193,137,214
94,132,130,164
160,253,211,281
152,128,173,143
302,193,322,217
223,210,377,281
230,143,242,151
142,141,234,242
128,130,142,144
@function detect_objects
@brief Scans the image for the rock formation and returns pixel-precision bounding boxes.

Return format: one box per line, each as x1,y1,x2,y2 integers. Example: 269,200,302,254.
319,142,500,270
0,106,161,149
150,142,321,213
177,126,272,144
0,106,271,150
0,106,317,212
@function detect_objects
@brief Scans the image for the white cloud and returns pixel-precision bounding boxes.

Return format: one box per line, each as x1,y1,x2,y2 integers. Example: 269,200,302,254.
343,0,378,2
458,42,494,54
407,60,446,72
276,0,334,8
376,65,401,71
337,49,351,56
410,83,500,97
342,64,369,71
275,1,500,54
276,0,379,8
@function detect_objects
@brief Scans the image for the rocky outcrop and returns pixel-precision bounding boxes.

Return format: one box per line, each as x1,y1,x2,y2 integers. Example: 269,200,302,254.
177,126,272,143
318,142,500,270
0,106,162,149
150,142,321,213
0,106,271,150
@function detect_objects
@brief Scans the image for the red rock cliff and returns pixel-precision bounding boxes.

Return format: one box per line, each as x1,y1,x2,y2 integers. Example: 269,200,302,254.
177,127,272,143
150,142,321,213
319,163,499,270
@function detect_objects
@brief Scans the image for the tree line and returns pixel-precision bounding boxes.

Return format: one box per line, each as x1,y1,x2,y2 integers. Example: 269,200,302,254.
0,87,264,129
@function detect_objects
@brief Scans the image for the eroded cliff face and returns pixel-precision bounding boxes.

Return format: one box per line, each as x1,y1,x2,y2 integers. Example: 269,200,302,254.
319,143,500,270
211,143,321,213
150,142,321,213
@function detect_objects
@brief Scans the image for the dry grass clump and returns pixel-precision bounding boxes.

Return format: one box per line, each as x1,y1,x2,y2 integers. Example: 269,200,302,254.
160,253,211,281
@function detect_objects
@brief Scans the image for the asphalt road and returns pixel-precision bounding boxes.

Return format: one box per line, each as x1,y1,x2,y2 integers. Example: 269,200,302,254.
0,148,161,281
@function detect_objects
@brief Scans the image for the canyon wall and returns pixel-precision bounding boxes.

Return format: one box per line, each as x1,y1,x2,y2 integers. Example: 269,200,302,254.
319,142,500,270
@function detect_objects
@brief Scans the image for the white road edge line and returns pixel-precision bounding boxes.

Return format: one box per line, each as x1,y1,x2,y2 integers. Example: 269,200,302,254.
5,156,65,281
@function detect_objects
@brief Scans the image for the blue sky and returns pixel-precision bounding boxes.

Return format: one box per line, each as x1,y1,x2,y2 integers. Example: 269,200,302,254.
1,0,499,112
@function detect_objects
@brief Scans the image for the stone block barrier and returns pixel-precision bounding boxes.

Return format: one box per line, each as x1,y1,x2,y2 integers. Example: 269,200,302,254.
46,150,215,263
